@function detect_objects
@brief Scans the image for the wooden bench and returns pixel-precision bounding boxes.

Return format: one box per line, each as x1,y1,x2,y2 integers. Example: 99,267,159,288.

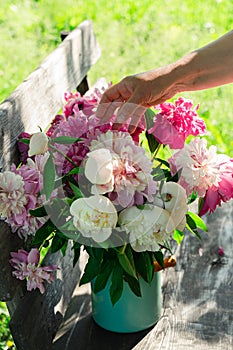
0,20,100,350
1,19,233,350
51,201,233,350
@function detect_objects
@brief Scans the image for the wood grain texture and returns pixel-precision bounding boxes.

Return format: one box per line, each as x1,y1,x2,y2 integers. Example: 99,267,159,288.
0,19,100,170
53,201,233,350
8,245,85,350
0,20,101,349
0,222,25,302
0,20,100,302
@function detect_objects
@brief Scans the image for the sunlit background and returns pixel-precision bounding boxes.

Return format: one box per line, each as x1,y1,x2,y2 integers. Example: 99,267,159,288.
0,0,232,348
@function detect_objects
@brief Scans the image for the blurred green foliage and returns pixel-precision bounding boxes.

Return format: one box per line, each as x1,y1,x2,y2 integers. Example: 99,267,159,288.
0,0,233,347
0,0,232,155
0,302,15,349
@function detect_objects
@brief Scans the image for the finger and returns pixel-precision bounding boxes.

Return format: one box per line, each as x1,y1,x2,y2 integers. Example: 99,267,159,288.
98,100,124,126
128,106,147,134
96,86,122,119
96,81,132,119
113,102,139,130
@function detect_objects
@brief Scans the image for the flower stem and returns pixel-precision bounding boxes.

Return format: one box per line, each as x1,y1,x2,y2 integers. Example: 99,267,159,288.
120,243,127,255
151,144,162,161
49,144,77,167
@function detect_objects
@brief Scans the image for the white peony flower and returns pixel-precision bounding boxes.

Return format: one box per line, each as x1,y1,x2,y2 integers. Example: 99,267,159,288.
0,171,27,218
118,204,173,252
70,195,118,243
84,148,113,193
28,132,49,157
87,130,156,207
160,182,188,231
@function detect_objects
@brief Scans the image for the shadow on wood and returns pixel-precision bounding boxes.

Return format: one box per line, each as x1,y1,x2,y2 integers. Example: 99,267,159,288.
0,20,101,350
52,201,233,350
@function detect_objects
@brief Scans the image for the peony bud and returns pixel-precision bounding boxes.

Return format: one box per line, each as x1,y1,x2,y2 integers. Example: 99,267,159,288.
28,132,49,157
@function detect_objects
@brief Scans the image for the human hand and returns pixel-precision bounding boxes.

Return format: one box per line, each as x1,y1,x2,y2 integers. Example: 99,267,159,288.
96,69,177,133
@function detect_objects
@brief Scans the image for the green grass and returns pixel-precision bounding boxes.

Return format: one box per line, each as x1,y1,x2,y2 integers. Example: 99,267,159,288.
0,0,233,347
0,0,232,156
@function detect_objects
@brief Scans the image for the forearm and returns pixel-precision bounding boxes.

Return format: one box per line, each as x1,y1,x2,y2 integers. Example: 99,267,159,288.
171,30,233,93
97,30,233,130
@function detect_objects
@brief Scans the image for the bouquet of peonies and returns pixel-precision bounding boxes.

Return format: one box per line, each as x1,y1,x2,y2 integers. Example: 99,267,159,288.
1,82,233,304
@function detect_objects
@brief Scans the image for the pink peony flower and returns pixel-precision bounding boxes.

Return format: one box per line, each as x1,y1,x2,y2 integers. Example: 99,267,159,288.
3,157,49,239
10,249,58,294
116,115,146,144
149,97,206,149
0,171,27,219
199,157,233,216
17,132,31,163
87,130,157,207
46,114,65,137
169,138,224,197
168,137,233,215
50,111,111,176
63,91,98,118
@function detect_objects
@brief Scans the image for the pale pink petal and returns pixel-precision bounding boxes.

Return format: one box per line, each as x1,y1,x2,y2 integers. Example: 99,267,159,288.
27,248,40,265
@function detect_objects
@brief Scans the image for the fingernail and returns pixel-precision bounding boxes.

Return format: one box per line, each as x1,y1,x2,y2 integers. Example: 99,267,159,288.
128,125,136,134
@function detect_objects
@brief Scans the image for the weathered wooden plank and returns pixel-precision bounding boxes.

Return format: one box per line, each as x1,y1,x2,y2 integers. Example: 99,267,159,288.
0,19,101,346
52,200,233,350
154,201,233,350
8,245,84,350
0,20,100,303
0,19,100,170
0,222,25,301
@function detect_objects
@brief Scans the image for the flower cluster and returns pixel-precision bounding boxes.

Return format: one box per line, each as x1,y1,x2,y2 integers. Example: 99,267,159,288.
9,249,57,294
1,82,233,303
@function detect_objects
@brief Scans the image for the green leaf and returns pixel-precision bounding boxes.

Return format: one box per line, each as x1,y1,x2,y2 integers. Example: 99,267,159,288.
50,136,82,144
186,222,202,240
134,251,154,283
61,240,68,256
79,255,100,286
67,167,83,175
29,205,48,217
32,219,56,245
186,213,197,230
118,245,137,279
110,264,124,306
188,191,198,204
59,219,79,232
94,259,115,293
187,211,207,231
167,169,182,182
136,204,145,210
124,274,141,297
198,197,205,213
173,229,184,245
85,246,104,262
72,242,81,266
154,250,164,269
145,108,156,129
144,108,161,153
153,169,171,181
145,130,160,153
69,182,84,198
43,152,56,200
154,157,170,168
61,231,80,241
19,138,30,144
50,233,67,254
